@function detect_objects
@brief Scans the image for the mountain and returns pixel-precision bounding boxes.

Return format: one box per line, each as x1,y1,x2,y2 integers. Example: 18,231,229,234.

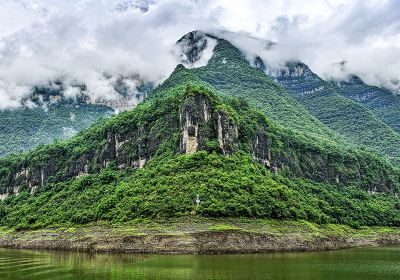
0,103,113,157
0,76,153,157
331,75,400,133
174,33,347,146
262,61,400,164
0,34,400,230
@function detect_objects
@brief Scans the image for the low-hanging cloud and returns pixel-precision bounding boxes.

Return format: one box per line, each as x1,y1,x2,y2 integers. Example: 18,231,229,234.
0,0,399,109
212,0,400,90
0,0,211,108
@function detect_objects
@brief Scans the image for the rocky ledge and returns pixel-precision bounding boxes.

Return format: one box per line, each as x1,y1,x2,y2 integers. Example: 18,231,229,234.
1,219,399,254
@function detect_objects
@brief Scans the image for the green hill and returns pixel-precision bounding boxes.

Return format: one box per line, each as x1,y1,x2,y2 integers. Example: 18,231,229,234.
0,65,399,230
0,32,400,231
269,62,400,164
0,79,152,158
332,75,400,133
0,104,113,157
188,39,348,146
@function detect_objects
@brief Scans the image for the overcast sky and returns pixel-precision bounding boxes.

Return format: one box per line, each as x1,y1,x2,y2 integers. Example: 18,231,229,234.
0,0,399,109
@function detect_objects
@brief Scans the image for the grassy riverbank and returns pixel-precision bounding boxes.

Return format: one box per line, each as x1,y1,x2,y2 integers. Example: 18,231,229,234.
1,218,400,254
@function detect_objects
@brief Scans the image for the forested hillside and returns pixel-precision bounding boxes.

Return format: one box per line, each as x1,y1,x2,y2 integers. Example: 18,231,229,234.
189,39,347,146
0,79,152,157
332,75,400,133
0,32,400,231
0,104,113,157
0,64,399,229
174,33,400,164
266,61,400,164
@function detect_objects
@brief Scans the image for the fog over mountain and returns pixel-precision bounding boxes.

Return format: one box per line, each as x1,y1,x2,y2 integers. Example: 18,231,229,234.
0,0,399,109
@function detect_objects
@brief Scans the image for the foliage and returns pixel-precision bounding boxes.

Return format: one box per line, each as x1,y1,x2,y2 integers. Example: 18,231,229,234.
1,152,399,230
332,76,400,133
273,62,400,164
0,103,113,157
191,40,349,146
0,39,400,230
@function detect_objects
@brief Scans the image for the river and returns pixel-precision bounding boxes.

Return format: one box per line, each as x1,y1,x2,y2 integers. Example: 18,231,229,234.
0,247,399,279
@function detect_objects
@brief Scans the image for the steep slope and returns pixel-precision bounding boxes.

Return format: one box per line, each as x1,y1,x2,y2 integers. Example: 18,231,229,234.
265,61,400,164
0,69,399,229
0,79,153,157
174,33,347,146
332,75,400,133
178,31,400,164
0,104,113,157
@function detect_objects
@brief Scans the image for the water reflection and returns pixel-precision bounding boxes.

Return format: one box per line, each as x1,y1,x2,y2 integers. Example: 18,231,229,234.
0,247,399,280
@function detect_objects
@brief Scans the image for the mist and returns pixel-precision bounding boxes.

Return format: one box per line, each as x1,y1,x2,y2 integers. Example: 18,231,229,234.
0,0,399,109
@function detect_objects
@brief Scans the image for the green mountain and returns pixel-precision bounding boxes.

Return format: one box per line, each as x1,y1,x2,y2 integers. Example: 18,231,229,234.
1,62,400,229
0,78,153,157
0,104,113,157
267,61,400,164
186,38,347,146
0,32,399,231
331,75,400,133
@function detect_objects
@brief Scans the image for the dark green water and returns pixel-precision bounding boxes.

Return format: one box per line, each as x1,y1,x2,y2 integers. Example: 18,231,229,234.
0,247,399,280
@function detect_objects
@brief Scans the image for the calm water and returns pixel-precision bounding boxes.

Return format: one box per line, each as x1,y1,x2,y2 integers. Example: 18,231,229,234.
0,247,399,280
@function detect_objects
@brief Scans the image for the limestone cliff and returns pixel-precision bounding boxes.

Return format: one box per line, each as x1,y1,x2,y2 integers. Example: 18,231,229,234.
0,87,398,200
0,91,240,198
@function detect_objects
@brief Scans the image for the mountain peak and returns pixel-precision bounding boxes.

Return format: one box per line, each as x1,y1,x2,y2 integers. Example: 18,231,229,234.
262,60,314,79
346,75,365,85
176,31,218,68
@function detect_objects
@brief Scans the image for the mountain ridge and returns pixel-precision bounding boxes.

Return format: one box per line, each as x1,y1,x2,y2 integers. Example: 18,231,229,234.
0,31,400,230
331,75,400,133
0,76,154,157
1,63,400,228
267,60,400,164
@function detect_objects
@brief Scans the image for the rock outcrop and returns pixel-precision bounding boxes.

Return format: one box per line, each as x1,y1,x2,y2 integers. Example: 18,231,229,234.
0,87,398,199
0,91,241,198
179,94,211,154
1,223,400,254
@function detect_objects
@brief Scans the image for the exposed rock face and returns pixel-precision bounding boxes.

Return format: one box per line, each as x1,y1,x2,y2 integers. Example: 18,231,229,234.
251,128,272,168
0,89,398,199
179,94,211,154
176,31,218,68
217,111,238,156
6,166,50,196
179,93,239,156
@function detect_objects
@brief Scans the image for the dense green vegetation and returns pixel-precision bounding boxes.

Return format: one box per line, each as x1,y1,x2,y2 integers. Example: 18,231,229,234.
0,79,399,230
1,151,400,230
0,104,113,157
189,40,348,146
271,62,400,164
331,75,400,133
0,35,400,231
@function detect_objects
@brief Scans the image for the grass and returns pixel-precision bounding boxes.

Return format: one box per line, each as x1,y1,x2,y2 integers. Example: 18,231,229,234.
2,218,400,239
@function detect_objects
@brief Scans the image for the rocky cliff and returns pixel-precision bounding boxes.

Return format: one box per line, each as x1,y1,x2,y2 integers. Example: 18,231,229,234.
0,87,241,199
1,83,399,200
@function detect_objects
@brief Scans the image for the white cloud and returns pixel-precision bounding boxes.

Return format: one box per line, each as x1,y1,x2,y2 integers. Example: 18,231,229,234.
0,0,200,108
0,80,30,109
209,0,400,89
63,127,78,138
0,0,399,109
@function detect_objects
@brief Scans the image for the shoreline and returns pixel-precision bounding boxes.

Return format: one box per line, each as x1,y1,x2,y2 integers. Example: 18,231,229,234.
1,219,400,254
